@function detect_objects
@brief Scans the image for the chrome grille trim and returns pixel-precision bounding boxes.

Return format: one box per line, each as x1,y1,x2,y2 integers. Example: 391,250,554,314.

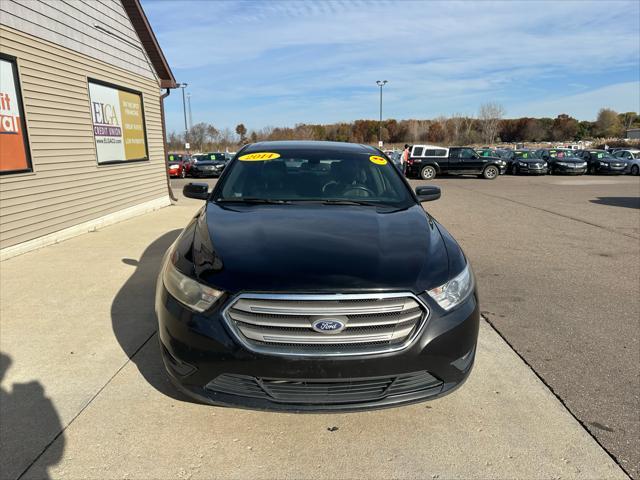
222,292,429,357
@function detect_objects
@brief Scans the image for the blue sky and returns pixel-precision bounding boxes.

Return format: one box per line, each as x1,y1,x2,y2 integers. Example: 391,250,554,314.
142,0,640,134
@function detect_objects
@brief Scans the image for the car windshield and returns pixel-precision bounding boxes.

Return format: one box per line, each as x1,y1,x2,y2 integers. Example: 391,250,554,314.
592,151,614,160
215,149,413,207
548,150,572,158
514,151,536,159
207,153,227,162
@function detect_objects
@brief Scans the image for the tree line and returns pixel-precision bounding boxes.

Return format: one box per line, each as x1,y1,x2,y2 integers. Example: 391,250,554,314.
167,105,639,152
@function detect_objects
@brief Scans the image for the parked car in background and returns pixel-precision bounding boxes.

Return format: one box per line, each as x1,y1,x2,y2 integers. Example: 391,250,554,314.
614,149,640,175
536,148,587,175
167,153,192,178
577,150,628,175
190,152,228,178
158,140,479,410
167,159,188,178
504,150,548,175
406,145,505,180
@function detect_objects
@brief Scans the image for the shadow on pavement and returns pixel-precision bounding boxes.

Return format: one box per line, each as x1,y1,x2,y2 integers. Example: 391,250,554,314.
0,352,64,480
590,196,640,209
111,229,193,403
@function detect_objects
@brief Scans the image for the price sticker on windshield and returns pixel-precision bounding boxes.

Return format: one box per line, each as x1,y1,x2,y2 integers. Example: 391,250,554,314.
239,152,281,161
369,155,387,165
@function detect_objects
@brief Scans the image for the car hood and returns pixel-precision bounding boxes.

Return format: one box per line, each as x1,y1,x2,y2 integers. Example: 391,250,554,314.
192,203,450,294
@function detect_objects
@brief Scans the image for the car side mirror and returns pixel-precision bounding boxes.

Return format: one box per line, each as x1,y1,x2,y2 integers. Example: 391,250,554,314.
183,183,209,200
415,185,441,202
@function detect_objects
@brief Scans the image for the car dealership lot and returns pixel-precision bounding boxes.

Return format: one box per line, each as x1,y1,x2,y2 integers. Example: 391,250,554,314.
0,174,637,479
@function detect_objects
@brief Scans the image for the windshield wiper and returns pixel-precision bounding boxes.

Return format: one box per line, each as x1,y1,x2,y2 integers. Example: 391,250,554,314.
318,199,381,206
216,198,291,204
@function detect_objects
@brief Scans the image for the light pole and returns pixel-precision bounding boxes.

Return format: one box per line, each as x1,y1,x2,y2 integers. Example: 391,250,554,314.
376,80,387,147
186,93,193,131
179,83,189,152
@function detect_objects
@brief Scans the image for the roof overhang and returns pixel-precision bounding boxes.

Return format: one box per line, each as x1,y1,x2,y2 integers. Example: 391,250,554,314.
121,0,177,89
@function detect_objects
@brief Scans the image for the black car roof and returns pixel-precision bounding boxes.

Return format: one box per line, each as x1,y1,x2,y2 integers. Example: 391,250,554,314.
241,140,379,154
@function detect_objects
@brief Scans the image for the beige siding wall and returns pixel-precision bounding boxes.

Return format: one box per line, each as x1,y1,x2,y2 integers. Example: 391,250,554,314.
0,0,157,80
0,25,169,249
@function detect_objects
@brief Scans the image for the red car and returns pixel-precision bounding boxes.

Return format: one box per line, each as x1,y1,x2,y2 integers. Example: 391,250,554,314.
167,159,187,178
167,153,191,178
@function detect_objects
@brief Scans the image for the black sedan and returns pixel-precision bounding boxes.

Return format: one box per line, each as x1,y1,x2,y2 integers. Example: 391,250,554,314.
156,141,479,411
578,150,628,175
190,152,228,178
536,149,587,175
505,150,548,175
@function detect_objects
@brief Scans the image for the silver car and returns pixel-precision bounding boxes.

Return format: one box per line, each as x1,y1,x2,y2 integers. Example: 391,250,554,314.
614,150,640,175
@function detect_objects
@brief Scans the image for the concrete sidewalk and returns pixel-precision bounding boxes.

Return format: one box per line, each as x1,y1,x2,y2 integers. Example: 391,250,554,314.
0,200,628,479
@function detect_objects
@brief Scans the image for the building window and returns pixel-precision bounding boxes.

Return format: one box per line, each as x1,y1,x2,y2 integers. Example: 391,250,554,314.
0,54,32,175
88,79,148,164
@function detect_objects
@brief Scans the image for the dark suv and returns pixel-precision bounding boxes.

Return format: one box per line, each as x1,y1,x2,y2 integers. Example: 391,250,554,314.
406,145,505,180
156,141,479,411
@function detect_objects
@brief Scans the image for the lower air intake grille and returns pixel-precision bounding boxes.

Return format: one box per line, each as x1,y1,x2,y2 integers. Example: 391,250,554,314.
206,371,443,405
222,293,428,356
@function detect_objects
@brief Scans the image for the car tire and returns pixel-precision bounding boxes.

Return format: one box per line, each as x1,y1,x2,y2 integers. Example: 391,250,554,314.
631,165,639,176
511,164,518,175
482,165,499,180
421,165,436,180
180,169,186,179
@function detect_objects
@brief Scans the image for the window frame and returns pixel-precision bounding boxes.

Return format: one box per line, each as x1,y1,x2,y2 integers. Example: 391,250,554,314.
87,77,149,166
0,53,33,176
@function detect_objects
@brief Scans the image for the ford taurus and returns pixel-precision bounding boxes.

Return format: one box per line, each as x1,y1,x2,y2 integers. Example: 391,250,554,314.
155,141,479,411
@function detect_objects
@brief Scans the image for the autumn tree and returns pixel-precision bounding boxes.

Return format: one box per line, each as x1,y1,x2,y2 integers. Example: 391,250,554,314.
551,114,579,141
235,123,248,143
478,102,505,144
595,108,622,137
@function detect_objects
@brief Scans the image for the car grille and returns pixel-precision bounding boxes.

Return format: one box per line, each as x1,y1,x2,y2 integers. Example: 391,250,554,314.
223,293,428,356
206,371,443,405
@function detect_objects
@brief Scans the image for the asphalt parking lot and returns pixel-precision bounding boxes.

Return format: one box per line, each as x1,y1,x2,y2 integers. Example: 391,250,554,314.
1,173,637,479
170,172,640,478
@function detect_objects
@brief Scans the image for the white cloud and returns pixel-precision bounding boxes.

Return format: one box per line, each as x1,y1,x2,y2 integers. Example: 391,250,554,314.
144,0,640,130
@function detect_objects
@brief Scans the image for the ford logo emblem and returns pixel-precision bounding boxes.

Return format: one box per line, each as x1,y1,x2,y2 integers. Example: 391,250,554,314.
312,318,346,334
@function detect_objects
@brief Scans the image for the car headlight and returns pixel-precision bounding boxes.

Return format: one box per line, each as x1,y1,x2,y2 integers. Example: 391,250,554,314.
557,162,567,166
518,161,527,166
599,161,609,166
163,259,224,312
426,263,475,311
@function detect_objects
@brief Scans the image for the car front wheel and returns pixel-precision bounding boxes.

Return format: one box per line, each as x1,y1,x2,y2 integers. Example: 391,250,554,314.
631,164,639,176
421,165,437,180
482,165,499,180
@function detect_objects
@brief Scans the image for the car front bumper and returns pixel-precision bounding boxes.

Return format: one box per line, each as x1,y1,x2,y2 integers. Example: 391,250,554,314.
516,165,547,175
155,285,480,412
553,165,587,174
191,169,222,177
594,166,626,175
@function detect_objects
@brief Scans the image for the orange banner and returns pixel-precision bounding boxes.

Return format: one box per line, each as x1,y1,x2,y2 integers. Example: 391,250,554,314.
0,58,30,172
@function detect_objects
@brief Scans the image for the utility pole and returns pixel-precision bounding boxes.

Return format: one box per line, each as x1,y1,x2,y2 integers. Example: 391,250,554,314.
376,80,387,147
179,83,189,152
187,93,193,131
